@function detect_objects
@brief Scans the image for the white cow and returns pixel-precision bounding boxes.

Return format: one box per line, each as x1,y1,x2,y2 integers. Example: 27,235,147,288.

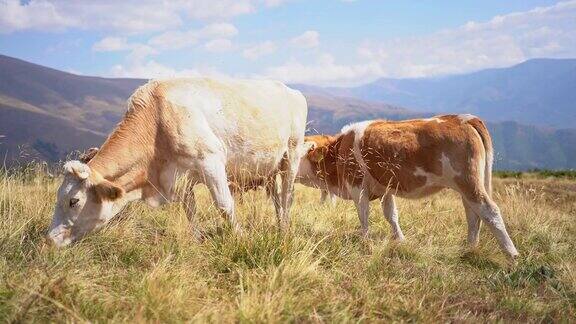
47,78,308,246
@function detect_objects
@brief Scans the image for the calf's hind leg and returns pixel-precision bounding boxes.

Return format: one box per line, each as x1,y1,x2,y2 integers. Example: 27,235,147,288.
462,192,518,259
381,194,405,241
462,198,481,248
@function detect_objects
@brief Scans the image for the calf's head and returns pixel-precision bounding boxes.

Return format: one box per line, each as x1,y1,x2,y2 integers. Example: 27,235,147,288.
47,161,125,247
297,135,334,186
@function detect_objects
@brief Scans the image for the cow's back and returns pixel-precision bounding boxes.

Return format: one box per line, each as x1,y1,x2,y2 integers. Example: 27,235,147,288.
154,78,307,179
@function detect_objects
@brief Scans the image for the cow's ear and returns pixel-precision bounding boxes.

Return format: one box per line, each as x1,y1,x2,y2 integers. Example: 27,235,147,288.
308,145,327,163
93,180,124,201
64,161,90,180
80,147,99,163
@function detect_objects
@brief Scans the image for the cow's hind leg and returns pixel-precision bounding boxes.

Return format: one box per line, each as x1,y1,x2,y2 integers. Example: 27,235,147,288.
201,155,241,234
266,174,282,224
182,184,205,240
278,145,299,229
462,197,481,248
381,194,405,241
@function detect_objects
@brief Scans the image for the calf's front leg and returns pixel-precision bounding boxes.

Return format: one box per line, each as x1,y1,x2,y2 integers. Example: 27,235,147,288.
320,190,336,206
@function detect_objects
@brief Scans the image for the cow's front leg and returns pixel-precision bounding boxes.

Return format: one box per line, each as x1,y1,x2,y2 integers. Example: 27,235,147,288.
201,155,241,234
381,194,405,241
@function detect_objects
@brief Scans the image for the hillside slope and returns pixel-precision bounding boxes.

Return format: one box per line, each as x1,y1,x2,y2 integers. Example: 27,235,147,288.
0,104,105,164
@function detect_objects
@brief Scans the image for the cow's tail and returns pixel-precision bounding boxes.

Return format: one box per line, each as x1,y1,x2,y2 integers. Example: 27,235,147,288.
467,117,493,198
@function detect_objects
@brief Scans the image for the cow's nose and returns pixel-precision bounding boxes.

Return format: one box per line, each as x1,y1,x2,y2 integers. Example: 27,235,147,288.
46,227,72,247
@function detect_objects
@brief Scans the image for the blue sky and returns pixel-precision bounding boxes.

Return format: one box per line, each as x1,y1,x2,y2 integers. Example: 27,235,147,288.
1,0,575,85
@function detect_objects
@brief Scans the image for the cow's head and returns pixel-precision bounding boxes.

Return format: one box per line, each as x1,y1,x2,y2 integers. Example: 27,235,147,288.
47,159,126,247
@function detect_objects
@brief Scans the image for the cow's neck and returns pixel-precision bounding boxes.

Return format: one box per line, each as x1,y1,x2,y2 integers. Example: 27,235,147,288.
88,108,158,189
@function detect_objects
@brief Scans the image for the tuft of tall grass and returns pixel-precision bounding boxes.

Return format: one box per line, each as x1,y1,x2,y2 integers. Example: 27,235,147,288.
1,167,575,322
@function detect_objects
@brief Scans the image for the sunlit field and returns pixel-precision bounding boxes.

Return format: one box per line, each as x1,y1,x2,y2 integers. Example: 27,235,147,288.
1,169,575,322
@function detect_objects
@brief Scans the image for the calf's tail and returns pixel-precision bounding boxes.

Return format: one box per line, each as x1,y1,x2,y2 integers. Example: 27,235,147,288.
467,118,494,198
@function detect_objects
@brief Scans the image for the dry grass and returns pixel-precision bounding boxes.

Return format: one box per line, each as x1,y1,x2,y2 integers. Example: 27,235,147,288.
1,171,575,322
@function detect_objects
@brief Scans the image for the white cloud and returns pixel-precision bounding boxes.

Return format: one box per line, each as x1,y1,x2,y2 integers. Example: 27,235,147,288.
0,0,182,34
264,0,576,86
265,53,382,86
199,23,239,39
148,30,197,50
356,0,576,78
111,60,199,79
290,30,320,49
261,0,288,7
204,39,234,52
93,22,238,63
0,0,74,33
183,0,255,19
148,23,238,51
242,41,277,60
92,37,158,62
0,0,277,34
110,60,229,80
92,37,133,52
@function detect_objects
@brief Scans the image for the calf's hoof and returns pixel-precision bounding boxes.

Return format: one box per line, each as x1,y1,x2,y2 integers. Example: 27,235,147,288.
392,233,405,242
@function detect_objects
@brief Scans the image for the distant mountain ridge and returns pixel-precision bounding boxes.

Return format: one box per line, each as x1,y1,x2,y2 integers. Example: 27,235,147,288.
1,54,575,170
312,58,576,129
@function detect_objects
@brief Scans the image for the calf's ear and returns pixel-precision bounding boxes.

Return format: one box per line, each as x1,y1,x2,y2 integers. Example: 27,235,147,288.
303,141,317,152
298,141,317,156
93,180,124,201
308,145,327,163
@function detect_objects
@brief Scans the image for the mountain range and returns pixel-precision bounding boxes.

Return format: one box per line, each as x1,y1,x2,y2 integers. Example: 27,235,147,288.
0,54,575,170
306,58,576,129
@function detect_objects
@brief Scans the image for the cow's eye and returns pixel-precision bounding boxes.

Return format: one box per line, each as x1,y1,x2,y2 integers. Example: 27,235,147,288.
69,198,80,207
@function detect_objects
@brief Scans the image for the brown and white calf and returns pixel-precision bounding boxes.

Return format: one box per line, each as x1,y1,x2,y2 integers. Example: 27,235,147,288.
47,78,308,246
297,115,518,258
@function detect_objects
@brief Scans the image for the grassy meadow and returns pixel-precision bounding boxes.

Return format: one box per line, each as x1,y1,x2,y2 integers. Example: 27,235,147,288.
1,169,575,322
